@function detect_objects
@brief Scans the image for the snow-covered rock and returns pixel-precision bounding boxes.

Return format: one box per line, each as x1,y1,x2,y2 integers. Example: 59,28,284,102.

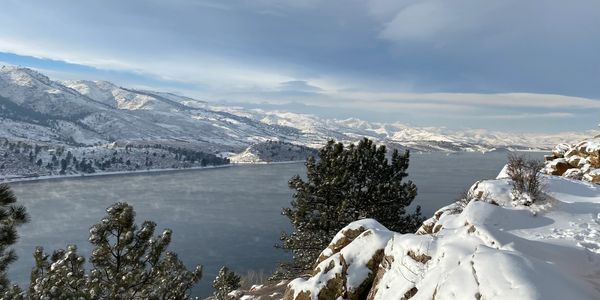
285,219,393,300
543,137,600,184
283,174,600,300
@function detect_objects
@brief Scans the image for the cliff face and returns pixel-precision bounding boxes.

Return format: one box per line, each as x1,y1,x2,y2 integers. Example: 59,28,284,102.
282,169,600,300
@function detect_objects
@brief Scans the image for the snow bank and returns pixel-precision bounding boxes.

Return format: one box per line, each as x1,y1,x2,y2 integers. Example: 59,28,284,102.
284,175,600,300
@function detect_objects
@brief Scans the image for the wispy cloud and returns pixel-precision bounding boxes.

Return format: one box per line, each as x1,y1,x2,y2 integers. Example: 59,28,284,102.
334,91,600,109
473,112,575,120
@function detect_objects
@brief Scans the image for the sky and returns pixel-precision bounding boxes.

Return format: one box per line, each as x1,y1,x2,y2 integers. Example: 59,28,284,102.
0,0,599,132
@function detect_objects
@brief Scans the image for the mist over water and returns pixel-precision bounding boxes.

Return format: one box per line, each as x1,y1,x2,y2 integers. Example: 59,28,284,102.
7,151,524,296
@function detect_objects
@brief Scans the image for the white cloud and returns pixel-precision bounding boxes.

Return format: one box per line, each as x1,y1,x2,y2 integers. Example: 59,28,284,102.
332,91,600,109
373,0,499,42
473,112,575,120
0,37,295,91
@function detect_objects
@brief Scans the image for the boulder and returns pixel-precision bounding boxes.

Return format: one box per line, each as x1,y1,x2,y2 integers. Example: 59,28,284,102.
564,148,579,158
590,154,600,168
552,143,571,158
567,155,583,167
580,164,592,176
577,157,589,168
417,202,460,235
317,219,389,263
563,168,583,180
285,220,393,300
583,169,600,184
548,158,570,176
576,141,591,154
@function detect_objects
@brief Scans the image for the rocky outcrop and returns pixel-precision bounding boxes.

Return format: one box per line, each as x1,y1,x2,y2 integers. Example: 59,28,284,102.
281,168,600,300
284,219,393,300
543,138,600,184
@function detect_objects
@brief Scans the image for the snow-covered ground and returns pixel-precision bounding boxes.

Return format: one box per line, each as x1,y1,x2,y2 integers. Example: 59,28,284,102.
282,170,600,300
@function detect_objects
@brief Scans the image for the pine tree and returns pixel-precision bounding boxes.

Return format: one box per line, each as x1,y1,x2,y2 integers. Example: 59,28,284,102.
30,202,203,299
276,138,423,277
212,267,241,300
0,184,29,296
29,245,88,299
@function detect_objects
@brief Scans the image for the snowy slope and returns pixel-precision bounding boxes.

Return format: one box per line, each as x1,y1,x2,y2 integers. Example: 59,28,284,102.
282,171,600,300
0,66,300,152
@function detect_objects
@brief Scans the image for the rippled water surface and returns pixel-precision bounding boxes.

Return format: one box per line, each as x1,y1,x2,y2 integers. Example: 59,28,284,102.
8,151,521,296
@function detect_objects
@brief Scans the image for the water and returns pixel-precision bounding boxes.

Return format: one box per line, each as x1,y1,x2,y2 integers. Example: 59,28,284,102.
6,151,517,297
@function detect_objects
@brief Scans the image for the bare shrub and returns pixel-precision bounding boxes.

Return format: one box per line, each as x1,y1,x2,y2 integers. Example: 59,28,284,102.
506,154,545,205
239,269,269,290
456,189,473,207
450,189,474,214
452,188,496,214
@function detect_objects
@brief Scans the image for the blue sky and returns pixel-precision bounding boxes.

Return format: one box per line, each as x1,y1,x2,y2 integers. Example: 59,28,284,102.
0,0,599,132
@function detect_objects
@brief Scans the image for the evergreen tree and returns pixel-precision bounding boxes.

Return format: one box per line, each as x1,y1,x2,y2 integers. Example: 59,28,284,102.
66,151,73,162
212,267,241,300
276,138,423,277
0,184,29,296
30,202,203,299
29,245,88,299
60,159,68,174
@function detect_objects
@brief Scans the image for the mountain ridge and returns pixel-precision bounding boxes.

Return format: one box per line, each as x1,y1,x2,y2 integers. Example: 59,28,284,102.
0,65,596,155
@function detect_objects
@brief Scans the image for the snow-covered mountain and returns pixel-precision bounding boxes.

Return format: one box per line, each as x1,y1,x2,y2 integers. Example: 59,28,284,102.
211,106,597,152
0,66,299,153
0,66,595,155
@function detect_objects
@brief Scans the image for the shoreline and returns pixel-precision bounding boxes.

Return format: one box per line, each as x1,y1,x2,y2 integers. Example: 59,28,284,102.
0,149,546,184
0,160,306,184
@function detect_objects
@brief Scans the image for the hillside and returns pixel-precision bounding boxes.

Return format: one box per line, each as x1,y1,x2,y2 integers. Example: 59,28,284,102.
229,141,318,163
